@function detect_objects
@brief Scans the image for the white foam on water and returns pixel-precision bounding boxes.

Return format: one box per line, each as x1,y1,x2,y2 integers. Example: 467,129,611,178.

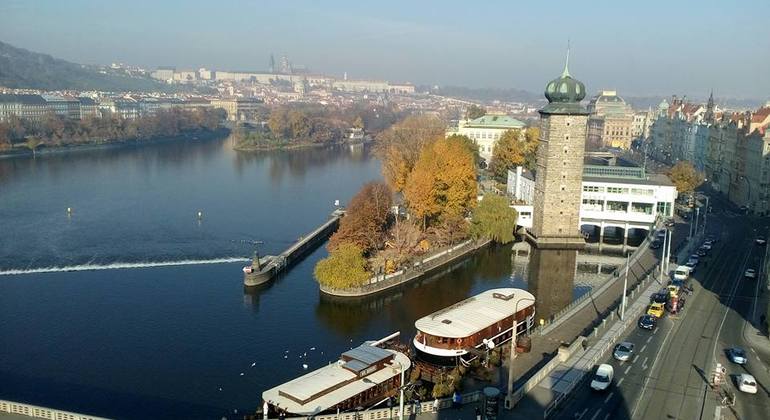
0,257,250,276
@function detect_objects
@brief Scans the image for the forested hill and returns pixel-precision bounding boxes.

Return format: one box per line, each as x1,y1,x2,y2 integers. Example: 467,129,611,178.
0,41,167,92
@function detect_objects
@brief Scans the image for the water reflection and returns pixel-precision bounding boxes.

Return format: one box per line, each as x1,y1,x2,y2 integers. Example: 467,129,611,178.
528,247,578,322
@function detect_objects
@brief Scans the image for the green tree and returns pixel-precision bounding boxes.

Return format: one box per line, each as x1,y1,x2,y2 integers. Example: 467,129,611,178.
669,161,703,195
314,243,370,289
465,104,486,120
470,194,518,244
489,129,526,181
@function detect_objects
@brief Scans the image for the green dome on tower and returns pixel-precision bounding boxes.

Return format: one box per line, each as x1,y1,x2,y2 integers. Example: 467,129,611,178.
540,50,589,115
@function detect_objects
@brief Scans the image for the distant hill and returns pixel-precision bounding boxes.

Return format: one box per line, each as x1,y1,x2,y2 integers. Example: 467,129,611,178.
0,41,168,92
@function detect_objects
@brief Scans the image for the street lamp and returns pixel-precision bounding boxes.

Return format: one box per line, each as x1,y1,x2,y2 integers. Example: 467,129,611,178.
505,296,536,410
393,360,406,420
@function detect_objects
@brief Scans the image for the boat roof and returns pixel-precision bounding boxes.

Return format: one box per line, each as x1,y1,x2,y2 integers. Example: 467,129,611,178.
414,288,535,338
262,346,411,416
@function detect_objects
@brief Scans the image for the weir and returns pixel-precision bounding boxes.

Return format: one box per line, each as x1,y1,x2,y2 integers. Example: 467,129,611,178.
243,209,344,287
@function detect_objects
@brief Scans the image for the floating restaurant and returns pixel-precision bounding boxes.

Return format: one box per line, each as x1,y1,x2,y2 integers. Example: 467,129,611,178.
262,341,411,417
413,288,535,365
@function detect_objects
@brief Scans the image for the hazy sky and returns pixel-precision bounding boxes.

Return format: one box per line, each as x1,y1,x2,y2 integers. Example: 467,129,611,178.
1,0,768,99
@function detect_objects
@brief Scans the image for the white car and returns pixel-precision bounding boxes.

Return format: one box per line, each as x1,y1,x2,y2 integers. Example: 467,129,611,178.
590,364,614,391
737,374,758,394
745,269,756,279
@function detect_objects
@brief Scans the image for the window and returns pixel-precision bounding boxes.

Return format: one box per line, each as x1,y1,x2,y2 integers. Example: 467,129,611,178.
630,188,654,196
631,202,653,214
582,198,603,211
606,201,628,212
607,187,628,194
656,202,671,217
583,185,603,193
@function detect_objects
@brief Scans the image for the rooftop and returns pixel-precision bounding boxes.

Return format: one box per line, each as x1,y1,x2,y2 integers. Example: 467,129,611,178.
262,345,410,416
464,114,526,129
415,288,535,338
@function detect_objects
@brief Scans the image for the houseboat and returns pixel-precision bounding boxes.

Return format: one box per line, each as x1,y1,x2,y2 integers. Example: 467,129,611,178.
262,340,411,417
413,288,535,365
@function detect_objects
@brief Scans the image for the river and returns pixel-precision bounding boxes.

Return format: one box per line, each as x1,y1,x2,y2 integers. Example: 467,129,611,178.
0,137,618,419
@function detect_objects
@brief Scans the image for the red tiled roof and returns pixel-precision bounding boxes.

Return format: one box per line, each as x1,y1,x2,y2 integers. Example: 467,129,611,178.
752,107,770,123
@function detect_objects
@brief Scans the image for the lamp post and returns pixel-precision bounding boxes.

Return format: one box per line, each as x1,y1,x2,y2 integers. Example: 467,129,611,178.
393,360,406,420
621,253,629,320
505,296,536,410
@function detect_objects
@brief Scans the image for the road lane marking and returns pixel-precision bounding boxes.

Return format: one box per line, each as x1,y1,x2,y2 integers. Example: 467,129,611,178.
589,409,602,420
624,365,632,375
617,377,625,386
640,344,648,353
603,413,610,420
646,336,652,344
576,408,587,419
604,392,614,404
632,355,639,363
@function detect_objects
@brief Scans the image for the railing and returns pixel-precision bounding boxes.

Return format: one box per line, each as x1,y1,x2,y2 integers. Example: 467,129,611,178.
0,400,111,420
320,239,491,297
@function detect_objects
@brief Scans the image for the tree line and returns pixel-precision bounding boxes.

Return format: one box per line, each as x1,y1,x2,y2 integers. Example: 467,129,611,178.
0,107,227,152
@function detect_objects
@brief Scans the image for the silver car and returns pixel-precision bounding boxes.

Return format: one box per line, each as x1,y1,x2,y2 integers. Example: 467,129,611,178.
612,341,635,362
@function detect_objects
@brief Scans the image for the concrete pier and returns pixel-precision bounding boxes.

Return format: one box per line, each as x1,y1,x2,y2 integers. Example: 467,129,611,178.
244,209,344,286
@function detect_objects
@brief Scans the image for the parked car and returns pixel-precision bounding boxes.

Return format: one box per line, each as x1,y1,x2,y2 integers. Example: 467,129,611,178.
666,285,680,298
689,254,700,263
727,347,748,365
696,248,707,257
613,342,635,362
590,364,614,391
702,241,713,250
647,303,665,318
744,269,756,279
664,218,675,227
650,240,662,249
755,237,767,246
685,261,697,273
706,235,718,243
651,290,668,304
737,374,758,394
638,314,657,330
673,266,691,281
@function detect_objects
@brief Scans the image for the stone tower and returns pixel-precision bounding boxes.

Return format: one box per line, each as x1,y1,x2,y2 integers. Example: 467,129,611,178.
530,52,589,249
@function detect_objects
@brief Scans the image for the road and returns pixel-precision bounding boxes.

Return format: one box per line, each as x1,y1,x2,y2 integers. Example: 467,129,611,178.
552,191,770,420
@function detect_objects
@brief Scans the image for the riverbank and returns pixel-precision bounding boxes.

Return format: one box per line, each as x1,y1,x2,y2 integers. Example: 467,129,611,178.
320,238,493,297
233,137,369,152
0,128,229,160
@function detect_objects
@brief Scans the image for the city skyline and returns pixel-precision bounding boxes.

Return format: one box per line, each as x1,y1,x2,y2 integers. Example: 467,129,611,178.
1,0,769,99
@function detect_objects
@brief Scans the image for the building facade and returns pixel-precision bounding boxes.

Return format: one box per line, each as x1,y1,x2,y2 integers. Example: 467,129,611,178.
446,114,526,162
586,90,635,150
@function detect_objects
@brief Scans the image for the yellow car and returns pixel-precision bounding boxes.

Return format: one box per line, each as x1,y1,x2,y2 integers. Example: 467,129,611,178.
667,285,680,298
647,303,665,318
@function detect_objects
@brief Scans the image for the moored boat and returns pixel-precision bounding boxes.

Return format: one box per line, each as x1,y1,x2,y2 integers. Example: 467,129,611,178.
413,288,535,364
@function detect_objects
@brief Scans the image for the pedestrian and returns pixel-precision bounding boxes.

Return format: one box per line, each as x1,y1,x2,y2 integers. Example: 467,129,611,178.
582,337,588,351
475,406,482,420
433,397,439,413
452,391,462,409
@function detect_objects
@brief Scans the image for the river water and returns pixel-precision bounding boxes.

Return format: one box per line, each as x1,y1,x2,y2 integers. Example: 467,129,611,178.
0,137,618,419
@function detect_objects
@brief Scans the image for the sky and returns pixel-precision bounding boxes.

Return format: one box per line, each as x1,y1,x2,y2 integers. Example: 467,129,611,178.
1,0,768,99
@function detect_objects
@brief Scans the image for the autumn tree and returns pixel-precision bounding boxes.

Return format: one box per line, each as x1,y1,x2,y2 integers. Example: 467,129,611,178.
523,126,540,171
314,243,370,289
489,129,526,181
470,194,518,244
465,104,486,120
328,182,393,254
669,161,703,195
404,136,477,229
446,134,481,166
375,114,445,192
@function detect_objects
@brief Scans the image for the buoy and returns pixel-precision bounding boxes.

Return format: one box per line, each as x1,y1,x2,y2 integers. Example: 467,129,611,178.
310,347,316,351
284,355,288,359
197,211,203,219
251,362,256,367
302,364,308,369
239,372,244,376
66,207,72,214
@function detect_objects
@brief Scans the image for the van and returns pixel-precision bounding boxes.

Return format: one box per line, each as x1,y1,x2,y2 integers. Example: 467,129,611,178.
674,265,691,281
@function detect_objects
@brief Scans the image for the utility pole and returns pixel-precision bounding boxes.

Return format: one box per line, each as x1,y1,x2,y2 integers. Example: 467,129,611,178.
665,229,672,275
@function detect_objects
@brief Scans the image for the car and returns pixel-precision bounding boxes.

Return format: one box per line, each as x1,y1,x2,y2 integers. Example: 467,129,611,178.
706,235,718,243
737,374,758,394
744,269,756,279
727,347,748,364
685,261,697,273
702,241,714,249
689,254,700,263
651,290,668,304
666,285,680,298
696,249,707,257
650,240,662,249
656,229,667,239
590,364,614,391
612,342,635,361
638,314,657,330
647,303,665,318
755,237,767,246
664,219,675,227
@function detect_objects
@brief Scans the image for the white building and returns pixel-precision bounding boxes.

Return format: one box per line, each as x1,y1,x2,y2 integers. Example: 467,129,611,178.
507,166,536,204
446,114,526,162
507,165,677,245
